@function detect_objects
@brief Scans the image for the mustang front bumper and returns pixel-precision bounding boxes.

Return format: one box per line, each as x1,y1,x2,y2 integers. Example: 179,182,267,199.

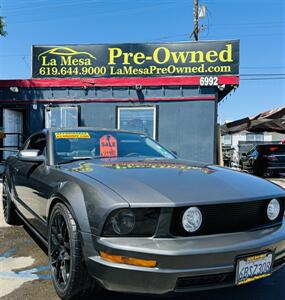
81,223,285,294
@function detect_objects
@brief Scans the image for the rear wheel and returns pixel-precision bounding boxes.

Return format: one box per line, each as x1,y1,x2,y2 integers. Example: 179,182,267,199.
2,178,20,225
271,170,280,178
48,203,101,300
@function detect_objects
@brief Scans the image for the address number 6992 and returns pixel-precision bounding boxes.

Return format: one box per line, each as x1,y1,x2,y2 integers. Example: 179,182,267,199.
200,76,218,86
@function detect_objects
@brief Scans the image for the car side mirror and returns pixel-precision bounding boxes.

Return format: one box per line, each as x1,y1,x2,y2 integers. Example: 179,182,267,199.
18,150,45,162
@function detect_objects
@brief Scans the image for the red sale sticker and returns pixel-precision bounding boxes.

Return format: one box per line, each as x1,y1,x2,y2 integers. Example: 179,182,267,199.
100,135,118,158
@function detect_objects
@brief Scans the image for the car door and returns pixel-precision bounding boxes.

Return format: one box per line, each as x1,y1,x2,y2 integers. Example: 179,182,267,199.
13,133,50,235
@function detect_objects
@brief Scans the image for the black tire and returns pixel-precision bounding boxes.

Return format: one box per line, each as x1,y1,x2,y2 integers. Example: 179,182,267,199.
2,178,20,225
272,171,279,178
48,203,101,300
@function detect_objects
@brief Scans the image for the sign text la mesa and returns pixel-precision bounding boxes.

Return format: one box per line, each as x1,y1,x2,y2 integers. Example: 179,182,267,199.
41,56,92,66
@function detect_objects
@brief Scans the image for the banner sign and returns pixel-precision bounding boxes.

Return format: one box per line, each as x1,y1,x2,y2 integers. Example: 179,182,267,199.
32,40,239,78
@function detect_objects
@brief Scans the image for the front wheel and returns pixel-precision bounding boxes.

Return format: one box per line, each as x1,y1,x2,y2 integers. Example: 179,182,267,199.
48,203,101,299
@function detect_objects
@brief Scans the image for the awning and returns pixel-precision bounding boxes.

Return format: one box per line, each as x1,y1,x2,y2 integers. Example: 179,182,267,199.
221,106,285,134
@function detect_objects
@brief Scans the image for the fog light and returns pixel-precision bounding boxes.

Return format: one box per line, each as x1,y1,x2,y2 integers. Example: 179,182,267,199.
182,207,202,232
267,199,280,221
99,251,157,267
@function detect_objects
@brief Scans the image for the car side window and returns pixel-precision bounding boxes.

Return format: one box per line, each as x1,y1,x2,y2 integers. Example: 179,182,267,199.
25,134,47,155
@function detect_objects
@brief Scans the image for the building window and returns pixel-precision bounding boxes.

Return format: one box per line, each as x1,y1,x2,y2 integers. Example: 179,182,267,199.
246,133,264,142
117,107,156,139
222,134,232,145
45,106,79,128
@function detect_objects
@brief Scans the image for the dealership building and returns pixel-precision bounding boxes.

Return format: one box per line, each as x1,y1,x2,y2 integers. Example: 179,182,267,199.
0,40,239,163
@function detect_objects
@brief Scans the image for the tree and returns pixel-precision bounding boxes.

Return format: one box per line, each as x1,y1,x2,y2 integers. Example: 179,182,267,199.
0,16,7,36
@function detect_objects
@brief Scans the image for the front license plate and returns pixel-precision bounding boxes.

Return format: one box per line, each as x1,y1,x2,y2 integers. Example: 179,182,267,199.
236,252,273,285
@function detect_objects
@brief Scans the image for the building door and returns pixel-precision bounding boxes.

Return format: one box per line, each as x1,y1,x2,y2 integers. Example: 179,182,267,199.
3,109,24,160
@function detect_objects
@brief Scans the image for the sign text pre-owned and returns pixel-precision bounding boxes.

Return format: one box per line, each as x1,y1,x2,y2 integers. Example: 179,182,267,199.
32,40,239,78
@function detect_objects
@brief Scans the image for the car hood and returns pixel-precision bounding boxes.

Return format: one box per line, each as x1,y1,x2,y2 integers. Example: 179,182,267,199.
62,158,285,207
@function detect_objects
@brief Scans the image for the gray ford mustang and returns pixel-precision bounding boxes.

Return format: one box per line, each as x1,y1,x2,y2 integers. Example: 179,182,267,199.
3,128,285,299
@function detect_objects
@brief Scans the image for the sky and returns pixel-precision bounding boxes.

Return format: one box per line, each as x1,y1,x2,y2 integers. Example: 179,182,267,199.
0,0,284,123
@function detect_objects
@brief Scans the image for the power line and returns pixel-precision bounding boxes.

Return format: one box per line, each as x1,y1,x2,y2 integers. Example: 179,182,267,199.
240,77,285,81
3,0,187,16
240,74,285,76
5,1,188,25
211,21,284,27
241,66,285,69
149,33,189,41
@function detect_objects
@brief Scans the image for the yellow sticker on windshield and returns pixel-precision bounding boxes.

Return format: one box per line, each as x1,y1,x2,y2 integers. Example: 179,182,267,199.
55,132,91,139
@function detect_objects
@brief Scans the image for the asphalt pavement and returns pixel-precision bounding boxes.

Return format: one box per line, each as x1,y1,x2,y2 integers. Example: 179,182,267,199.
1,178,285,299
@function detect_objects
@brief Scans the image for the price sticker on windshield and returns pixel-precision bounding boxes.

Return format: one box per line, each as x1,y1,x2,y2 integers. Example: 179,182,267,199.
55,132,91,139
100,135,118,158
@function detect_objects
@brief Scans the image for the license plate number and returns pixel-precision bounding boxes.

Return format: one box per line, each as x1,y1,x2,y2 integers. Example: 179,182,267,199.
236,253,273,285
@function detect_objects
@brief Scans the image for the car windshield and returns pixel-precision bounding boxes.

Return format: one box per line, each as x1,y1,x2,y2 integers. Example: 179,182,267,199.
53,130,175,164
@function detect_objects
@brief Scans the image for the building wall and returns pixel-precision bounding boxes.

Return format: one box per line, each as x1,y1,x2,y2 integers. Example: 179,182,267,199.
0,84,218,164
27,100,216,164
81,101,216,163
271,132,285,141
232,131,271,150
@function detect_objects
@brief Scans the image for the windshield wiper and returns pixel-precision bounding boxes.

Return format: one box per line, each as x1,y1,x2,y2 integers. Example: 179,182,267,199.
57,157,93,165
58,155,152,165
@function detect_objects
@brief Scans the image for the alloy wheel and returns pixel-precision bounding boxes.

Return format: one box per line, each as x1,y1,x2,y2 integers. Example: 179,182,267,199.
50,212,71,290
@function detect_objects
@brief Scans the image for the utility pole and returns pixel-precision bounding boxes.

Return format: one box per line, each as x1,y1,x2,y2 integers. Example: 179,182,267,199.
193,0,199,41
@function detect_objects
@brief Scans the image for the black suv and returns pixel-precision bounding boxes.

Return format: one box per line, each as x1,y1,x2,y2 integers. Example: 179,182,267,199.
240,144,285,177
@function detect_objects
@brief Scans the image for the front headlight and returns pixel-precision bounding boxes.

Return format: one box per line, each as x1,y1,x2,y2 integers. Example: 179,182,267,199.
110,209,135,235
267,199,281,221
182,207,203,233
102,208,160,237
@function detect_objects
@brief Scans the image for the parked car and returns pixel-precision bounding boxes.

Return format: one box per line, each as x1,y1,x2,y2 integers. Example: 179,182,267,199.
240,144,285,177
3,128,285,299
